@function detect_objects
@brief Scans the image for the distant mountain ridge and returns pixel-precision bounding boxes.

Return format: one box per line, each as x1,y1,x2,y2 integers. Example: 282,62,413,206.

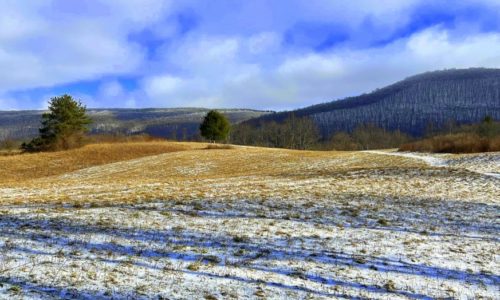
245,68,500,137
0,108,270,141
2,68,499,142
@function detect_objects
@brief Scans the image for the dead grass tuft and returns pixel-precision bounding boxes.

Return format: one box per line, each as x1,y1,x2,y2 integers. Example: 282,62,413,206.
204,144,235,150
84,134,165,144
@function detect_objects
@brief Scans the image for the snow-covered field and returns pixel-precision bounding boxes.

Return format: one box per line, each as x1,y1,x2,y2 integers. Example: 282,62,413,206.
0,145,498,299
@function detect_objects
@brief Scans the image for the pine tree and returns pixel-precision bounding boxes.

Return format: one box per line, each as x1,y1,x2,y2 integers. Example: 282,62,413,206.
22,95,92,152
199,110,231,143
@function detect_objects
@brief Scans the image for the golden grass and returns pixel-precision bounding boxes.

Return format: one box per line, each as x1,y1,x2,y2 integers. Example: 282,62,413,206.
83,133,165,144
0,149,22,156
0,142,449,205
3,141,494,209
0,141,203,184
204,144,235,150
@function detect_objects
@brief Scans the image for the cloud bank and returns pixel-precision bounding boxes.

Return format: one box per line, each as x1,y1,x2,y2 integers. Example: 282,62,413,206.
1,0,500,110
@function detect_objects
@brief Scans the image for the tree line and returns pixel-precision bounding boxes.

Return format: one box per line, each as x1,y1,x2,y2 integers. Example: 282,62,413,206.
400,116,500,153
230,115,411,150
4,94,496,154
230,114,319,150
0,94,418,153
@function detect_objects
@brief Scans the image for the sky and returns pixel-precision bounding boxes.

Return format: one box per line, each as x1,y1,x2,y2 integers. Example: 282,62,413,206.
1,0,500,111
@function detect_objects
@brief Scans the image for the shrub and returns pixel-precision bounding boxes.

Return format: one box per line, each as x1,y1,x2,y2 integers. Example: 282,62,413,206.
329,132,360,150
399,133,498,153
489,136,500,151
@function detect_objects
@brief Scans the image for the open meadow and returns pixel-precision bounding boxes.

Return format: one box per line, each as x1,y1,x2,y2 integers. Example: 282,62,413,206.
0,142,498,299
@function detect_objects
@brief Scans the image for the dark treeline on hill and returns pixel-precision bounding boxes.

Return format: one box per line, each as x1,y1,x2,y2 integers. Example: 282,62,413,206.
231,114,320,150
243,68,500,138
230,113,411,150
230,114,499,152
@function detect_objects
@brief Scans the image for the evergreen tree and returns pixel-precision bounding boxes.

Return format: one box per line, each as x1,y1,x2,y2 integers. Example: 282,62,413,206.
22,95,91,152
199,110,231,143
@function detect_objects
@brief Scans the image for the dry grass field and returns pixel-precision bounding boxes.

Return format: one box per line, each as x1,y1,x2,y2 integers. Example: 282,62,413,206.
0,142,200,184
0,142,498,299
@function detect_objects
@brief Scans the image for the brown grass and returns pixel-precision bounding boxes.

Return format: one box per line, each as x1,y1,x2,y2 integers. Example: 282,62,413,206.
204,144,235,150
0,141,434,205
399,133,500,153
0,149,22,156
0,141,202,184
84,134,165,144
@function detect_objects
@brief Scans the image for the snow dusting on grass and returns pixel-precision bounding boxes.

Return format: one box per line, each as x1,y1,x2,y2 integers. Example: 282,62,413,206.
0,144,498,299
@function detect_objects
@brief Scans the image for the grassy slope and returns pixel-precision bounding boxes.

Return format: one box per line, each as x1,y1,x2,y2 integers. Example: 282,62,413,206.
0,142,431,204
0,142,497,206
0,142,203,184
0,142,498,299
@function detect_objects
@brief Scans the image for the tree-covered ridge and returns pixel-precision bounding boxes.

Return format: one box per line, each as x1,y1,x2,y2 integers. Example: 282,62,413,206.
246,68,500,137
0,108,269,141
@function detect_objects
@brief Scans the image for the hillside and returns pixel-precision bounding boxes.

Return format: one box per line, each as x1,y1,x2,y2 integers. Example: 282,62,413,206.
0,142,498,299
245,68,500,137
0,141,202,184
0,108,270,141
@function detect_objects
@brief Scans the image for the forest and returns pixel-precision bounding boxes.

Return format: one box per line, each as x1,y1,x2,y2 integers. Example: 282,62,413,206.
245,68,500,137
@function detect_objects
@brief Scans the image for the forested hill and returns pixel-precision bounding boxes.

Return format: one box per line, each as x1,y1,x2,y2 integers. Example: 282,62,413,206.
0,108,269,141
245,68,500,137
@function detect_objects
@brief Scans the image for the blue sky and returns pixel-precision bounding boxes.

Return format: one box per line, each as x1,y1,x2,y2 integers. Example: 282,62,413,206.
1,0,500,110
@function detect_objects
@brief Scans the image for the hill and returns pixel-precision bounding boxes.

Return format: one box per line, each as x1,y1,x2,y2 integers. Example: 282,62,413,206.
244,68,500,137
0,108,270,141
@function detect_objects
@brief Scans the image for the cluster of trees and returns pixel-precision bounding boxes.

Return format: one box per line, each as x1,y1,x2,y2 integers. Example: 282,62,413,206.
400,116,500,153
231,114,320,150
328,125,411,150
13,96,234,153
230,114,411,151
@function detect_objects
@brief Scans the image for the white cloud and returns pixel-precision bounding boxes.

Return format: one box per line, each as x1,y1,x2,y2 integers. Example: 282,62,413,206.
95,80,140,108
247,32,281,54
278,54,343,78
170,35,241,74
145,27,500,110
0,0,172,93
99,81,124,99
143,75,185,98
1,0,500,110
406,27,500,67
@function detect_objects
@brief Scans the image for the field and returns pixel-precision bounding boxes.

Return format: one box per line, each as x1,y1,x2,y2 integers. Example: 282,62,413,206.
0,142,498,299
